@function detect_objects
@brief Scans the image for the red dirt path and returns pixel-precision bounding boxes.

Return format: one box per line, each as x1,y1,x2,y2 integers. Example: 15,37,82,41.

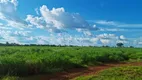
25,62,142,80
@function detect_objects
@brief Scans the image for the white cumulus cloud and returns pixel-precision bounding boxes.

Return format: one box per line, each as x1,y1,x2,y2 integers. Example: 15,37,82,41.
26,5,97,33
0,0,27,29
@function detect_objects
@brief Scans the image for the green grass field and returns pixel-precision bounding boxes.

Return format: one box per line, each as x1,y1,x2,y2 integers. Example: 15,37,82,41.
0,46,141,80
74,66,142,80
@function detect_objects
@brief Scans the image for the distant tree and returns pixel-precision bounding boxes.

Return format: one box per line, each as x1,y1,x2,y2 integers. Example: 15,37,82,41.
6,42,9,46
102,45,109,47
116,43,124,47
130,46,134,48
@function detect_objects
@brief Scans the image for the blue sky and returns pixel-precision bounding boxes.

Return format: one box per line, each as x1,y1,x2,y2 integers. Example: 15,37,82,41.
0,0,142,47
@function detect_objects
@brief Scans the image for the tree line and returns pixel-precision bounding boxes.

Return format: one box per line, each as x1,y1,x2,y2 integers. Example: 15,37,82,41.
0,42,134,48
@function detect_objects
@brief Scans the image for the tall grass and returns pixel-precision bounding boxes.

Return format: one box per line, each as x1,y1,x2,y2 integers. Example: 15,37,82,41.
0,46,141,77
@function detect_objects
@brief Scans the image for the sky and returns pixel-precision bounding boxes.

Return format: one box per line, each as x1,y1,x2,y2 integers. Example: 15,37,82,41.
0,0,142,47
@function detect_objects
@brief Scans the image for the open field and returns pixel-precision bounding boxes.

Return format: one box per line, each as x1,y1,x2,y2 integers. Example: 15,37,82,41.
0,46,141,80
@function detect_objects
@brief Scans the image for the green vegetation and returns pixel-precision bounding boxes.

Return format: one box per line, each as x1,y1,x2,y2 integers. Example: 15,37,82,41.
74,66,142,80
1,76,19,80
0,46,141,79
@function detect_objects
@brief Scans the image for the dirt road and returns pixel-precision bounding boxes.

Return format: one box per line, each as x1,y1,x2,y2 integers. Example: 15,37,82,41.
24,62,142,80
